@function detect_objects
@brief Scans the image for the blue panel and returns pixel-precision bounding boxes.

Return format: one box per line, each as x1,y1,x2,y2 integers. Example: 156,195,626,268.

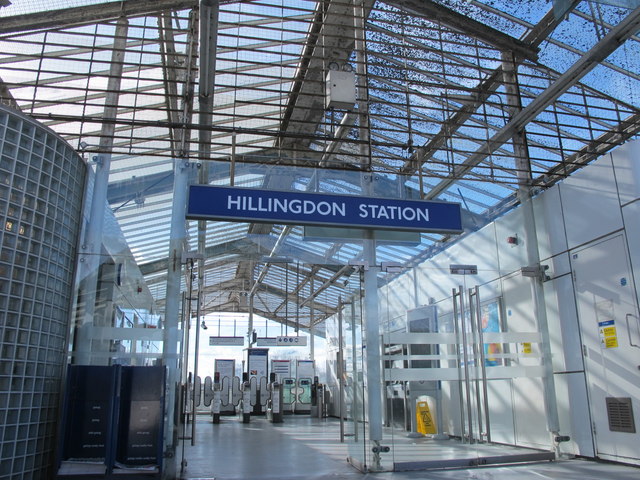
187,185,462,233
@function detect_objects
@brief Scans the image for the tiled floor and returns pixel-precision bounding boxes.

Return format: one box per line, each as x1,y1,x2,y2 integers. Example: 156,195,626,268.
178,414,640,480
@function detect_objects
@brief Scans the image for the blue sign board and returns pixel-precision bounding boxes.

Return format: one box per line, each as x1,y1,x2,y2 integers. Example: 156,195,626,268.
187,185,462,233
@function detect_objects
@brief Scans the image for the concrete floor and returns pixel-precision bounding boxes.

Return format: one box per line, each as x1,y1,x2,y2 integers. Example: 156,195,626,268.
178,415,640,480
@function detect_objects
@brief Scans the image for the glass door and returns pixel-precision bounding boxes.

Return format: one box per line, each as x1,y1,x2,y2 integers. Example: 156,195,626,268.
380,277,482,471
380,268,557,472
340,267,368,471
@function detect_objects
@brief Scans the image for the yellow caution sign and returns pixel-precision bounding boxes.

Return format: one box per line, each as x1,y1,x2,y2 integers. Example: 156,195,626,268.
416,401,437,435
598,320,618,349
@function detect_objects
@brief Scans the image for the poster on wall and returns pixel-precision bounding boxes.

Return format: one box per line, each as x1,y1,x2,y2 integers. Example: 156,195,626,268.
458,298,504,367
480,299,503,366
247,348,269,378
215,359,235,382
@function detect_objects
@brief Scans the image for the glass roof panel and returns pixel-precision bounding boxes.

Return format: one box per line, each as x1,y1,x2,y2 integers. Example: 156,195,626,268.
1,0,639,327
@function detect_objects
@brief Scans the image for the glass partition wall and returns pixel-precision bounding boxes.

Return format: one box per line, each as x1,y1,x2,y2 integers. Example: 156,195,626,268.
373,268,558,472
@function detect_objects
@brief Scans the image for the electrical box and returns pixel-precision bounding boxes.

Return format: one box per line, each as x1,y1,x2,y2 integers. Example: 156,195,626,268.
325,70,356,110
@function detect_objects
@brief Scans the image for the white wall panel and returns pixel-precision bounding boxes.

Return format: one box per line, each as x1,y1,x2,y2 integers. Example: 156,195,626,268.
502,271,537,335
513,376,550,448
534,185,568,260
554,372,595,458
544,272,583,373
486,379,515,445
611,139,640,207
414,223,499,305
502,273,551,449
495,207,529,275
559,154,623,249
622,200,640,310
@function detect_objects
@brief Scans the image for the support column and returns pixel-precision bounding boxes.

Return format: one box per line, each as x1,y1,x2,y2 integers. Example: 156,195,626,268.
197,0,219,307
502,52,560,437
354,0,383,463
309,276,314,361
162,158,193,478
162,9,199,477
75,17,128,365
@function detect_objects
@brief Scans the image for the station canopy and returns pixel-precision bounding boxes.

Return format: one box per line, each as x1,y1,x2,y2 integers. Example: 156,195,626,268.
1,0,639,334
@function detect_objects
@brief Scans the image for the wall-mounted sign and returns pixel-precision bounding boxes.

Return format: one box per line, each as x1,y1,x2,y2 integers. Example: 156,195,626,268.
209,336,244,346
256,337,278,346
276,336,307,346
187,185,463,233
598,320,619,348
450,264,478,275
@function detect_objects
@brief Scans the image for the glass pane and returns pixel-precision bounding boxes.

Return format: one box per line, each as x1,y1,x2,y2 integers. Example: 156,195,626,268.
379,265,557,472
342,268,367,470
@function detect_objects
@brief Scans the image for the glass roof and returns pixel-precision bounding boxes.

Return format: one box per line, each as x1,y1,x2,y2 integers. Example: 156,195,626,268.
1,0,639,332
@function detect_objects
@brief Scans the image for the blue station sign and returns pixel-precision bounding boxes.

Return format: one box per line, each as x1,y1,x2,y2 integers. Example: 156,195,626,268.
187,185,463,233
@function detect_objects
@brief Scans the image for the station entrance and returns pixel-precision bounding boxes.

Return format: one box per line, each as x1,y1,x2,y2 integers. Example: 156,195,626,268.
174,255,558,476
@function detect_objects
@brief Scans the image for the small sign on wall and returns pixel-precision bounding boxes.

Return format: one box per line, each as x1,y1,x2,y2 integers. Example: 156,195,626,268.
276,336,307,346
209,336,244,346
598,320,619,348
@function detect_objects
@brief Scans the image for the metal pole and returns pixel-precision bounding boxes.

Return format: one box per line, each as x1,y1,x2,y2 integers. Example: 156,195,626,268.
458,286,474,442
350,298,359,443
452,288,466,441
178,292,188,468
192,289,202,445
310,276,315,361
474,286,492,443
501,51,560,438
164,8,198,477
338,297,345,442
353,0,383,459
469,288,484,441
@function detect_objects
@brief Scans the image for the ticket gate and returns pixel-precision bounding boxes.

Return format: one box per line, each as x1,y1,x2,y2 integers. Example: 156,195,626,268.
211,382,222,424
282,378,296,413
266,374,284,423
295,378,312,414
239,376,251,423
310,378,328,418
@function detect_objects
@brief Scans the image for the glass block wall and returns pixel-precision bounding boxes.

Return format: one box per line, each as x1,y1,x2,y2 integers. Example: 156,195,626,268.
0,105,87,479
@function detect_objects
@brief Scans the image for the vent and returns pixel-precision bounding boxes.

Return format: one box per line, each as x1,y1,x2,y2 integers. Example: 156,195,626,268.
606,397,636,433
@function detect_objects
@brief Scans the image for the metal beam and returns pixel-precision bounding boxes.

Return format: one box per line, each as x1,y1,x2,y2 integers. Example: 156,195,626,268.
426,5,640,200
399,2,576,179
0,0,198,34
278,0,375,150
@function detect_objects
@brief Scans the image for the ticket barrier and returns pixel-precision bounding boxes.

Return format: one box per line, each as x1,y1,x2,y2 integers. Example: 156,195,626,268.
295,377,312,414
239,375,251,424
218,376,238,416
282,378,296,414
266,374,284,423
211,382,222,424
310,378,328,418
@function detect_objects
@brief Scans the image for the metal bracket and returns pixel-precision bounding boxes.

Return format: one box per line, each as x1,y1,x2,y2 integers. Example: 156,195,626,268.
348,260,369,271
521,264,550,282
181,251,204,264
381,261,402,273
